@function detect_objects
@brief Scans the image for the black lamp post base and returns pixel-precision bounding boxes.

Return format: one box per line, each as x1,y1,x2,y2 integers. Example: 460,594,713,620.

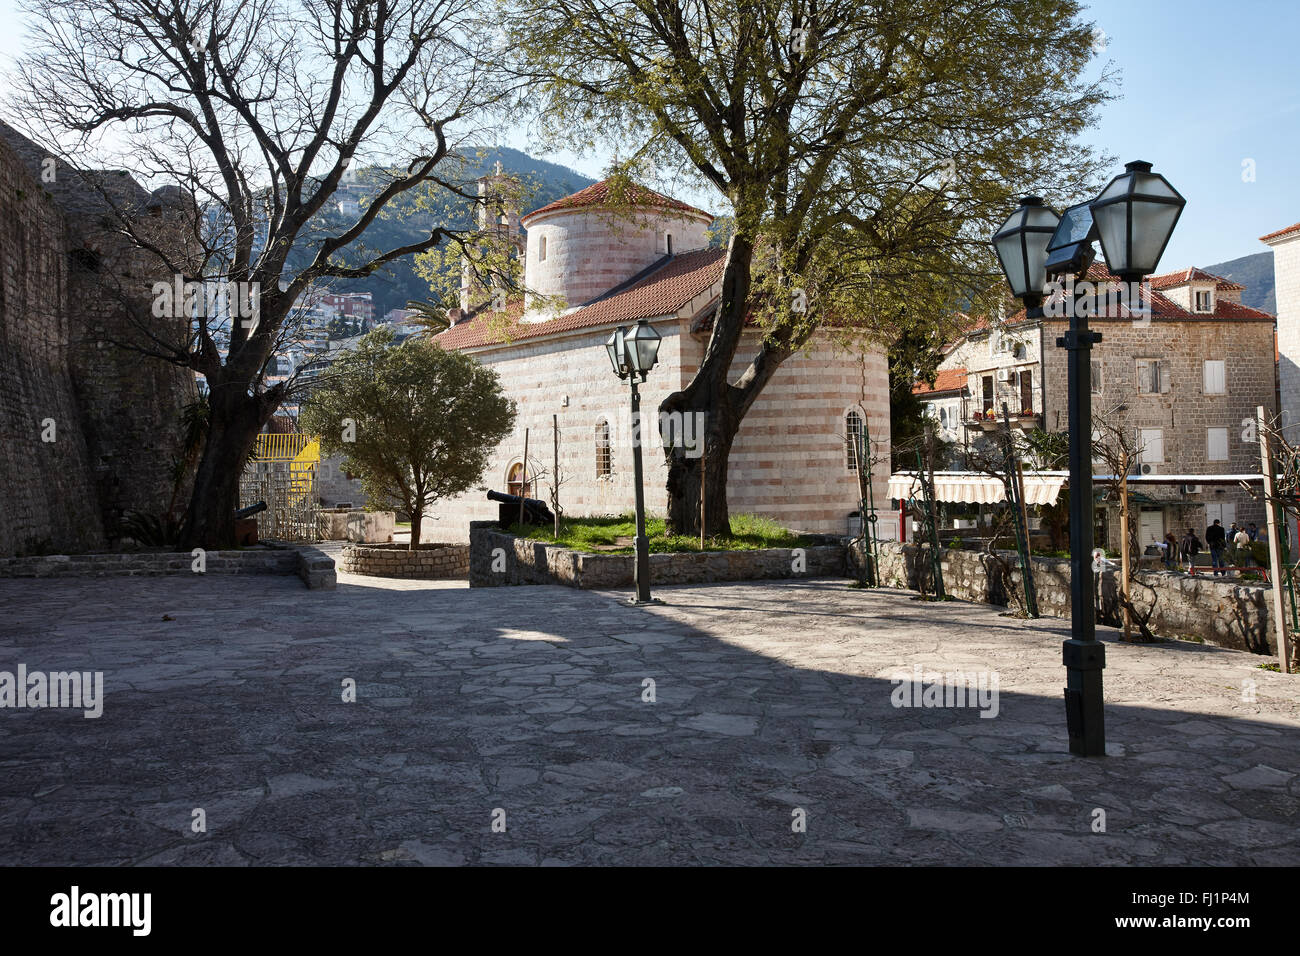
625,597,665,607
1063,638,1106,756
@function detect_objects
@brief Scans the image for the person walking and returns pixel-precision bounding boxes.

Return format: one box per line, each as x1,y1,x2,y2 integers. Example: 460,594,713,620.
1163,531,1179,570
1206,519,1227,576
1248,522,1260,542
1234,524,1253,568
1180,527,1202,573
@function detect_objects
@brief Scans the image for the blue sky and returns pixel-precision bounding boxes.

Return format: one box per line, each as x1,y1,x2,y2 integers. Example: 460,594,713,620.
1,0,1296,270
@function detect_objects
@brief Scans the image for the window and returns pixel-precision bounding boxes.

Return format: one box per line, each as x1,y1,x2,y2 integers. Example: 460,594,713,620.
665,233,674,255
1195,290,1212,312
981,375,994,415
845,411,863,472
1203,360,1226,395
538,235,547,262
1207,427,1229,462
939,407,948,427
1090,359,1103,395
1138,428,1165,464
595,420,611,478
1136,359,1169,394
506,461,532,498
1018,370,1033,415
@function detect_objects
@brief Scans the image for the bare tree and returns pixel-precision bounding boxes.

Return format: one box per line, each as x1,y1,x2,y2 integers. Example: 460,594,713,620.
1091,413,1160,643
10,0,511,547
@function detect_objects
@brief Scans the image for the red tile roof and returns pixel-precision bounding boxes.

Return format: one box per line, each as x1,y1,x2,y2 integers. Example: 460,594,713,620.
435,248,725,351
1147,267,1243,291
914,367,968,396
1006,263,1273,323
1261,222,1300,243
522,179,713,224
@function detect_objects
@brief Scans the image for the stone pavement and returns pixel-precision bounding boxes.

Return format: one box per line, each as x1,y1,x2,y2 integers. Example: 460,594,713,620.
0,570,1297,865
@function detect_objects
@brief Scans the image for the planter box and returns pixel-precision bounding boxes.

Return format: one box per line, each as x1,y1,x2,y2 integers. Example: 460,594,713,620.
346,511,394,544
469,523,846,589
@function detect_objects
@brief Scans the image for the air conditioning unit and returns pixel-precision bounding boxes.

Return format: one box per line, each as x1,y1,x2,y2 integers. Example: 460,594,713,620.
1139,463,1160,476
1181,484,1202,495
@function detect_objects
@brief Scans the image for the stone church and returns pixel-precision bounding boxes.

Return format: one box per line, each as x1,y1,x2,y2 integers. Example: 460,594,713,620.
430,175,893,541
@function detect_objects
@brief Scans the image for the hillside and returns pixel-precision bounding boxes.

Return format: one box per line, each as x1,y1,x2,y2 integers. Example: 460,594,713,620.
1205,250,1275,314
297,147,597,318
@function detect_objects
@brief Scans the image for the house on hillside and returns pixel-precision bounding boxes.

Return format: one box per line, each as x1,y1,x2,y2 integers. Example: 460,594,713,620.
914,265,1277,550
428,175,894,541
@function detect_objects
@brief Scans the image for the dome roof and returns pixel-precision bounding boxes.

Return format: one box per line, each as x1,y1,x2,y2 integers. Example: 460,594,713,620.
522,178,712,226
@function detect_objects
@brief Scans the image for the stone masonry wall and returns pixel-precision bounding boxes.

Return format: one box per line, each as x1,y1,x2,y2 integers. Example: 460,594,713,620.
0,544,336,589
339,543,469,579
1040,314,1275,539
0,131,105,556
872,542,1276,656
0,121,195,555
1271,233,1300,442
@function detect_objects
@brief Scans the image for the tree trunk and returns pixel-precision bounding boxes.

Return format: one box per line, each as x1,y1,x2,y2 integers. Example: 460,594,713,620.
409,508,423,552
179,392,264,549
666,426,736,537
661,235,755,537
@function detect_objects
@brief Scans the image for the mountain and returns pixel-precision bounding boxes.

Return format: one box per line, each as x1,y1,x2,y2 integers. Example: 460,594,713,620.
296,148,597,319
1205,251,1276,314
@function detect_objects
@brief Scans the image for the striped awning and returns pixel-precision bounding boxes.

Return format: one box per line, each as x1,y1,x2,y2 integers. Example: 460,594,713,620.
887,471,1069,506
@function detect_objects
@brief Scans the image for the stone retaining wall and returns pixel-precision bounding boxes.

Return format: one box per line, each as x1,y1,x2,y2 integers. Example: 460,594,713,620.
340,543,469,579
0,545,336,590
869,542,1275,655
469,522,845,588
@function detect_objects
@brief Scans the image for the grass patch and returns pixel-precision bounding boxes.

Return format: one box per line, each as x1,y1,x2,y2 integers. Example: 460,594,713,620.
504,513,812,554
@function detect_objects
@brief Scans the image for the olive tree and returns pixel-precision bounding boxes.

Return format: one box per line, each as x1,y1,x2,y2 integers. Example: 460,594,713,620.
299,329,516,549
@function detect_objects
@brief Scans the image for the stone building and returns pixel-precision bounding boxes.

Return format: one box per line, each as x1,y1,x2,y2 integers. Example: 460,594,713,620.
429,177,893,542
915,265,1277,550
0,120,196,556
1262,220,1300,439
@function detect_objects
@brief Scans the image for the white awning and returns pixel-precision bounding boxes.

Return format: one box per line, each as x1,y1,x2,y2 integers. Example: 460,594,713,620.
887,471,1069,506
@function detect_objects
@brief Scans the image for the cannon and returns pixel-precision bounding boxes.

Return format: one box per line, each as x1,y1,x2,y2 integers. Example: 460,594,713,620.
486,490,554,527
234,501,268,520
233,500,267,546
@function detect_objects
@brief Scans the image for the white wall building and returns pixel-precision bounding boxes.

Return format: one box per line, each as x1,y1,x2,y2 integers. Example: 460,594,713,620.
428,177,894,543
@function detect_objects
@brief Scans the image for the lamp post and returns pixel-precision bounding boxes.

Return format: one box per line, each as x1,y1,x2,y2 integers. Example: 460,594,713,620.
606,318,662,604
991,162,1184,757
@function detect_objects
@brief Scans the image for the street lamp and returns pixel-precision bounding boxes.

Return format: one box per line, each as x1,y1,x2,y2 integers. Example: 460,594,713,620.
606,318,662,604
991,197,1060,313
991,161,1183,757
1090,161,1186,285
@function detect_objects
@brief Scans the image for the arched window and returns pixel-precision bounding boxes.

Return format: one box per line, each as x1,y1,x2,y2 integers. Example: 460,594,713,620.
845,410,863,472
506,461,531,498
595,420,611,478
538,235,547,262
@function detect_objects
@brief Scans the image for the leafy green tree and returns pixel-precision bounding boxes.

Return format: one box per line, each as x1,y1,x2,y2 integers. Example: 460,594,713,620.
299,329,516,549
506,0,1113,535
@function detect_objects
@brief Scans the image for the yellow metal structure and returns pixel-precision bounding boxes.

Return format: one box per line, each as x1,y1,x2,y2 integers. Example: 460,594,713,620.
242,433,321,541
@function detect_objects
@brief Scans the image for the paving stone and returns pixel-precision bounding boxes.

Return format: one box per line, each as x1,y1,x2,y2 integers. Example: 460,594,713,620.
0,573,1297,865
